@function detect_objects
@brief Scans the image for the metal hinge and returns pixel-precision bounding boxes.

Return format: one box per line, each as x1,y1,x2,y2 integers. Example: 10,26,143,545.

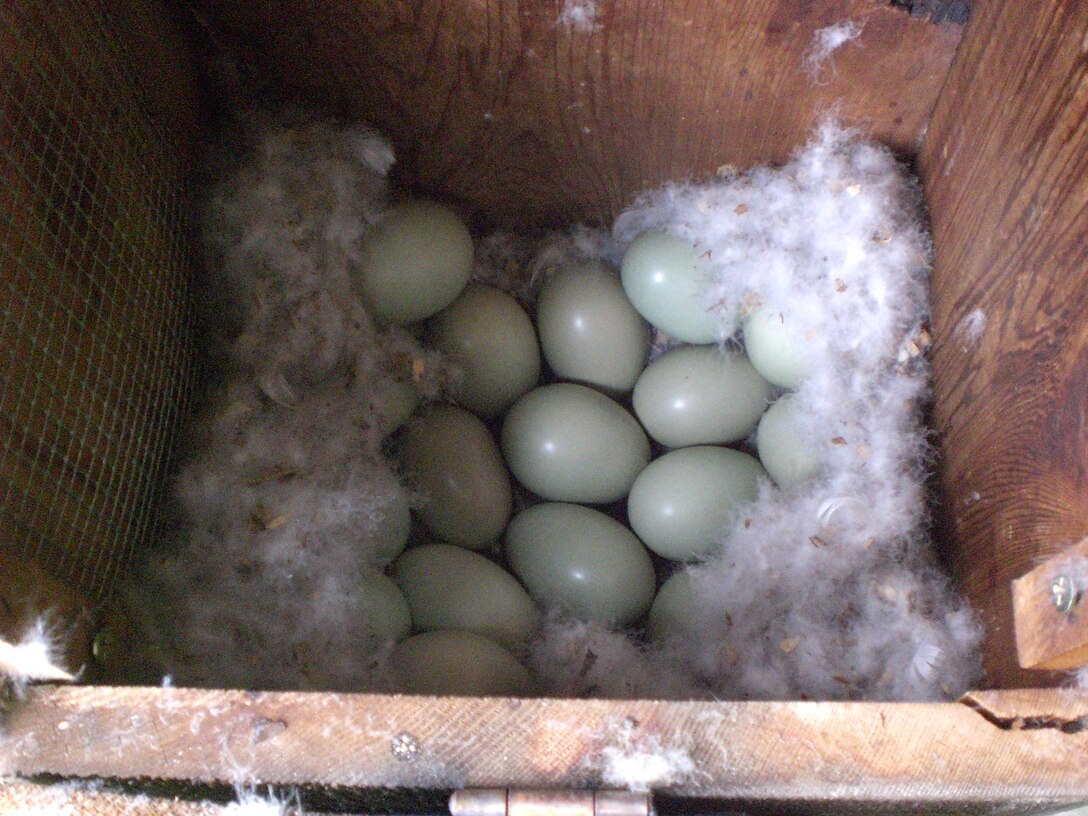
450,789,651,816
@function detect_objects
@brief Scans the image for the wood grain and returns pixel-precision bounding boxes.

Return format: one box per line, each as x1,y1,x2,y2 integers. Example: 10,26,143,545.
919,0,1088,688
0,0,201,601
2,687,1087,807
1012,538,1088,671
196,0,961,228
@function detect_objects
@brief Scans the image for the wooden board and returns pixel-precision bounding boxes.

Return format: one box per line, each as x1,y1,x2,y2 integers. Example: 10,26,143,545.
2,687,1087,808
196,0,961,228
918,0,1088,688
1012,538,1088,671
0,0,202,601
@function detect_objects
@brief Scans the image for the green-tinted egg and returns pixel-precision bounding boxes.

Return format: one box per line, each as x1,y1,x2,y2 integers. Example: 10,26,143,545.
505,503,656,626
391,544,537,650
536,261,650,394
399,405,512,549
757,395,821,488
627,446,766,561
357,202,473,325
371,490,412,565
428,284,540,417
647,571,699,643
369,378,419,438
360,572,412,642
620,231,725,343
742,306,811,388
392,630,538,696
632,345,772,447
501,384,650,503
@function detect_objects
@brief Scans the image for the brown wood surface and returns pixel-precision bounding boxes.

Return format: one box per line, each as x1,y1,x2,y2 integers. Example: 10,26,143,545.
197,0,961,228
0,0,201,601
1012,538,1088,671
0,548,93,674
2,687,1087,806
919,0,1088,689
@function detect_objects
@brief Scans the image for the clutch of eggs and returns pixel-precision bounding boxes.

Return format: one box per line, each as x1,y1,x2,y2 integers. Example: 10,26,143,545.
359,204,822,695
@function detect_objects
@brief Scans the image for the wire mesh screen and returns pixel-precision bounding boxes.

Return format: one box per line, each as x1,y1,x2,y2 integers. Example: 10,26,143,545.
0,0,196,602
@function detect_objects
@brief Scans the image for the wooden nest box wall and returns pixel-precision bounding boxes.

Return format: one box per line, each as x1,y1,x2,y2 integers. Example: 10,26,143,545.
1,0,1087,812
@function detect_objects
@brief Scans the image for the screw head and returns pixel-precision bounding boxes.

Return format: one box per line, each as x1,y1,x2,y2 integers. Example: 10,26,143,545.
391,731,419,762
1051,575,1078,614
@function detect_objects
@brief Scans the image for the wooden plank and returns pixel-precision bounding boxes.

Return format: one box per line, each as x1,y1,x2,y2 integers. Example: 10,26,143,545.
918,1,1088,688
2,687,1086,806
196,0,961,227
0,548,93,674
0,0,201,601
1012,538,1088,671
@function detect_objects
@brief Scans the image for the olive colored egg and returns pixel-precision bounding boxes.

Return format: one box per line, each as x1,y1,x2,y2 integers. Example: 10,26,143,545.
392,630,538,696
399,405,512,550
428,284,541,417
536,261,650,393
360,572,412,642
632,345,772,447
620,231,725,343
647,571,699,643
501,384,650,503
505,503,656,626
371,490,411,565
356,202,473,325
757,395,822,489
742,306,811,388
627,446,766,561
368,378,419,438
391,544,537,650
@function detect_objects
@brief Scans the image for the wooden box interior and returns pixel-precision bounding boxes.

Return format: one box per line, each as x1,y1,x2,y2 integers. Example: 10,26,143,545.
2,0,1088,811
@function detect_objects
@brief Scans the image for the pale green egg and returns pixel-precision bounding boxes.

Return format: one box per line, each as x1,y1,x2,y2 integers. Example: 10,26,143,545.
647,571,699,643
371,490,411,565
742,306,811,388
505,502,656,626
399,404,512,549
369,378,419,438
627,446,766,561
632,345,772,447
536,260,650,394
360,572,412,642
392,630,538,696
620,231,726,344
356,202,473,325
391,544,537,650
501,384,650,503
428,284,540,417
757,395,822,489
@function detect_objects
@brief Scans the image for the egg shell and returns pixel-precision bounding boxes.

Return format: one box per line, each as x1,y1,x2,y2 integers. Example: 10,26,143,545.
505,502,656,626
399,404,512,550
757,394,822,489
501,384,650,503
536,260,650,394
356,202,473,325
647,571,699,643
620,231,727,343
392,630,538,696
627,446,766,561
742,306,812,388
633,344,772,447
429,283,541,417
370,490,411,565
367,378,419,438
391,543,537,650
359,572,412,642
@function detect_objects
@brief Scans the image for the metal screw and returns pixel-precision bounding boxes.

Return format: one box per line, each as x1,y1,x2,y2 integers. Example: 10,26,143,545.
1051,575,1079,613
391,731,419,762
